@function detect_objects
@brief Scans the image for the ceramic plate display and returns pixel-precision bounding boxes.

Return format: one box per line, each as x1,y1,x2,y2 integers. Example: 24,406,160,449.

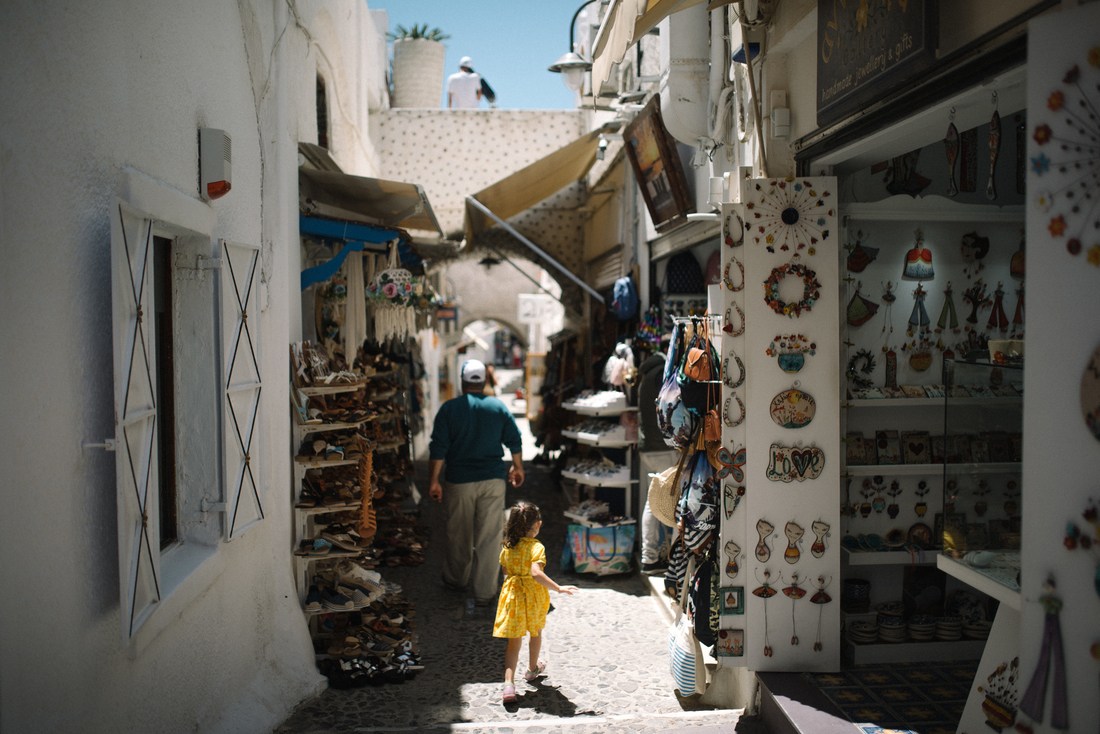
765,443,825,482
769,387,816,428
907,522,933,549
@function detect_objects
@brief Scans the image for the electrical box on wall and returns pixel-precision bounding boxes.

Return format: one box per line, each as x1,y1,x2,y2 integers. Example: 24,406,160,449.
199,127,232,201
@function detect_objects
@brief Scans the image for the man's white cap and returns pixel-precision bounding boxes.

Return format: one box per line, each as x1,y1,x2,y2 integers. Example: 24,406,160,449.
461,359,486,384
459,56,473,68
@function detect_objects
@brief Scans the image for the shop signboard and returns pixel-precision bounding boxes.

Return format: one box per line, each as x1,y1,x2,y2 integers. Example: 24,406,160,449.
817,0,938,127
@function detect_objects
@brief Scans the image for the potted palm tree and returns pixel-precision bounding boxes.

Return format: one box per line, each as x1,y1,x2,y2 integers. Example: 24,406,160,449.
388,24,449,108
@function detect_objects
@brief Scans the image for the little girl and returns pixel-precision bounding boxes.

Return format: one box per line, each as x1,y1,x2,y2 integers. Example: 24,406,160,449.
492,501,578,704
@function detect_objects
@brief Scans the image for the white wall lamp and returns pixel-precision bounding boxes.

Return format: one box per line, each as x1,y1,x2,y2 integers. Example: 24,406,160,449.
199,127,232,201
548,0,598,91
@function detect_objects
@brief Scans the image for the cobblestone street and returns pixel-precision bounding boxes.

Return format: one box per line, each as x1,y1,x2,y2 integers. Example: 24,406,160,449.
275,415,759,733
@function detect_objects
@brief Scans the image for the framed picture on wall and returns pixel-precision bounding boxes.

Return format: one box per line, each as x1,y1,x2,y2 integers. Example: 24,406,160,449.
716,628,745,657
720,586,745,614
622,96,694,233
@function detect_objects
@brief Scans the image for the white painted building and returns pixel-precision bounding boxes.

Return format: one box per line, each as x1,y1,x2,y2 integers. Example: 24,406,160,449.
0,2,391,731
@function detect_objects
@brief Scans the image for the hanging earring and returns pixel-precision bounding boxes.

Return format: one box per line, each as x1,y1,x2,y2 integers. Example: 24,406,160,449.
936,281,960,334
945,107,960,197
987,281,1009,332
783,572,805,646
753,569,777,657
811,575,833,652
987,90,1001,201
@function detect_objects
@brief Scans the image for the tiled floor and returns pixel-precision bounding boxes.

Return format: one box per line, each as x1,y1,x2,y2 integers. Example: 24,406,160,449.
804,661,977,734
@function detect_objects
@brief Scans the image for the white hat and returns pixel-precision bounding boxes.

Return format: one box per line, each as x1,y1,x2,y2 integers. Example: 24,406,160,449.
459,56,473,68
460,359,486,384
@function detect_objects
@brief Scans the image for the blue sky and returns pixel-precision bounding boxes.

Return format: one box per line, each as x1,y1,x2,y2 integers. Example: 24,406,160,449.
369,0,584,110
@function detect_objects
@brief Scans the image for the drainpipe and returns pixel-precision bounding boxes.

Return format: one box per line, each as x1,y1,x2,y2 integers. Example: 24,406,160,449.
658,3,712,213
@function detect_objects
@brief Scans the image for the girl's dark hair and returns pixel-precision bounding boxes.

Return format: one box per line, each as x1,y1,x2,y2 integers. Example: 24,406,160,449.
503,501,542,548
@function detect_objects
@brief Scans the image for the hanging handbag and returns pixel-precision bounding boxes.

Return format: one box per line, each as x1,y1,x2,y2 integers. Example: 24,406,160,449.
668,556,707,696
677,320,720,415
656,322,698,448
647,446,691,528
679,447,718,554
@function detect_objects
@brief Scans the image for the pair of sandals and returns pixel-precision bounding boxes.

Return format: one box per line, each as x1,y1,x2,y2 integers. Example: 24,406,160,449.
502,661,547,703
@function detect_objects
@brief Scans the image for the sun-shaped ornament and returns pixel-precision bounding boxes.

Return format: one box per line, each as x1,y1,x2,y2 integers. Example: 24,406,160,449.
1030,47,1100,268
744,177,835,255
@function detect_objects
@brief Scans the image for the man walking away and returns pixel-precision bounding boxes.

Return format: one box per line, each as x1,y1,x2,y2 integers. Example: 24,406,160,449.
429,359,525,607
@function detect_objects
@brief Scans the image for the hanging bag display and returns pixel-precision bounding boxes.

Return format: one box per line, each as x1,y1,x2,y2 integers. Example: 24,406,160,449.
679,443,719,554
677,320,720,415
656,321,698,448
647,445,692,528
668,556,707,696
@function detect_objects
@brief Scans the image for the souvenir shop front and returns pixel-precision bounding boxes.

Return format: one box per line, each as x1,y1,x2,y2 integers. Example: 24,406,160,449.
286,144,454,688
771,3,1100,730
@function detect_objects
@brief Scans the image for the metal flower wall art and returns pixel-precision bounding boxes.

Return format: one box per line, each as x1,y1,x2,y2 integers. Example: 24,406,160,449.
1031,49,1100,268
744,177,834,255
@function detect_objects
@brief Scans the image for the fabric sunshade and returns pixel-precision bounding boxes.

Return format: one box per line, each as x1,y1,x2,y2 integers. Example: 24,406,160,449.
463,128,605,244
299,167,443,238
590,0,709,89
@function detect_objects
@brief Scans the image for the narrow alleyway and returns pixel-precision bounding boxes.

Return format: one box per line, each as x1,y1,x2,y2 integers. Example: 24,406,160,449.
275,370,757,733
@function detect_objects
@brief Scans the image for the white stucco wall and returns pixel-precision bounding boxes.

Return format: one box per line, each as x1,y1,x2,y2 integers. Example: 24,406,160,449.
0,2,388,731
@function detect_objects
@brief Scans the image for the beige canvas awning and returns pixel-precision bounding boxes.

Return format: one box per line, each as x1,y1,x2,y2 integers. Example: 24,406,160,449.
590,0,714,89
462,128,605,244
299,167,443,237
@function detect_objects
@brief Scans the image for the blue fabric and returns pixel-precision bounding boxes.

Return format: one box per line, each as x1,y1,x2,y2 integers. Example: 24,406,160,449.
429,393,522,483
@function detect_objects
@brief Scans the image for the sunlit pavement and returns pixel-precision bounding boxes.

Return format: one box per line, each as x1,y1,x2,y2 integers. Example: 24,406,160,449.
275,390,759,733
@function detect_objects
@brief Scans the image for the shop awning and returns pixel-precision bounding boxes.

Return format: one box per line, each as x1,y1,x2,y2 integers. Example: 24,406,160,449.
463,128,606,244
298,141,447,241
299,167,443,237
463,127,614,305
298,214,421,290
591,0,727,89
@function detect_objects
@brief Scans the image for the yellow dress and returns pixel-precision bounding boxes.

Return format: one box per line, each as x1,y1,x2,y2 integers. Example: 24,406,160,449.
492,537,551,638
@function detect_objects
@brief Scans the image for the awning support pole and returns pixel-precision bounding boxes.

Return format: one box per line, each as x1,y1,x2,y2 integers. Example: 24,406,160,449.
485,245,584,319
465,196,605,304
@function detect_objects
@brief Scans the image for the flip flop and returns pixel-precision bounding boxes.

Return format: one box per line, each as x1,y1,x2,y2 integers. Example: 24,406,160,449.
524,660,547,682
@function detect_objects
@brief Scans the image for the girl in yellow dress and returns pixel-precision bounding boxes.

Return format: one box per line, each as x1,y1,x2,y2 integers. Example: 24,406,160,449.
492,501,578,704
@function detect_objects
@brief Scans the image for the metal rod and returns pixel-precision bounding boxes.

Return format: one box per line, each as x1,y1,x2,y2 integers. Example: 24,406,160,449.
466,196,605,304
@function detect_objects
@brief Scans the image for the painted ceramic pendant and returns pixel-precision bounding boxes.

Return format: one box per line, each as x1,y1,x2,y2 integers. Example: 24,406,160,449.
724,540,742,579
987,105,1000,201
766,444,825,482
724,483,746,519
756,519,775,562
846,281,879,327
783,573,805,645
769,386,816,429
811,576,832,652
766,333,816,374
784,521,804,564
945,119,960,197
902,230,934,280
810,520,829,558
846,230,879,272
1080,343,1100,441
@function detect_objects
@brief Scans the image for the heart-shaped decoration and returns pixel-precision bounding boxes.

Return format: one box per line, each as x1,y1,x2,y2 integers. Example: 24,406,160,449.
908,441,925,456
766,444,826,482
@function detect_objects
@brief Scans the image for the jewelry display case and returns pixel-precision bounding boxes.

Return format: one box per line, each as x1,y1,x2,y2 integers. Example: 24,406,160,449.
938,356,1023,606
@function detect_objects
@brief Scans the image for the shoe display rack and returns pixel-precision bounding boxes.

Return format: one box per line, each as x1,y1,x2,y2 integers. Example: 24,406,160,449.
289,341,425,688
560,390,638,518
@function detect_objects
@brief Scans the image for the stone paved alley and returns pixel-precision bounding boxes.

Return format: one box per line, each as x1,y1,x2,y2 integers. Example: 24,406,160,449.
275,379,761,733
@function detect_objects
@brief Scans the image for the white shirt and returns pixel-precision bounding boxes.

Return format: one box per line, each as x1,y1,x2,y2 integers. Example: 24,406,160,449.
447,70,481,109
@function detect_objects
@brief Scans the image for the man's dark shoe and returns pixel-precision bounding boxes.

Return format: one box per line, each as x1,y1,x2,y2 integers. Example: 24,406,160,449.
641,561,667,575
